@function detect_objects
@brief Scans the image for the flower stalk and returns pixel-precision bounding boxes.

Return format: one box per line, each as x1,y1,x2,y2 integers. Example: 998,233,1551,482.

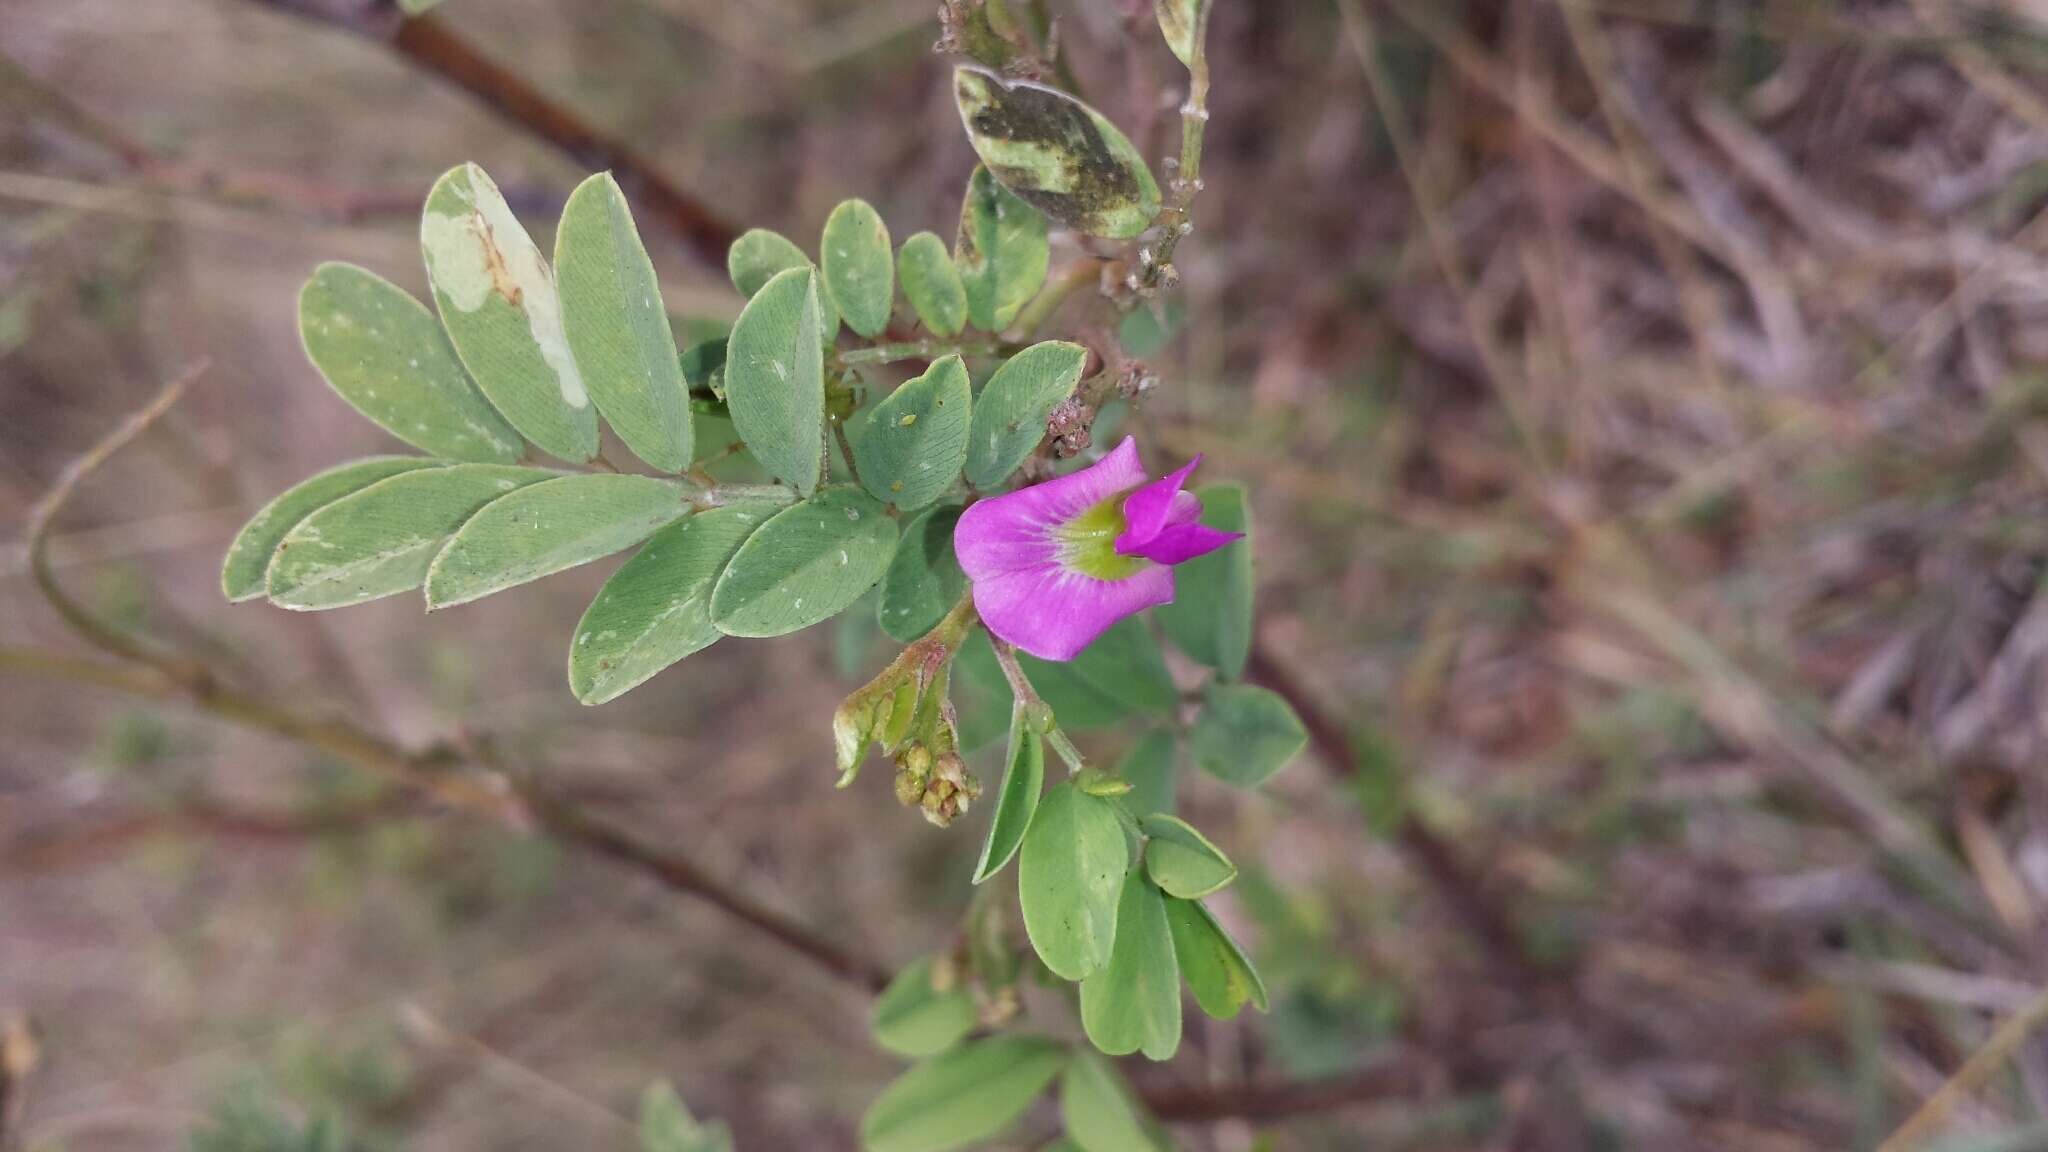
1139,0,1212,291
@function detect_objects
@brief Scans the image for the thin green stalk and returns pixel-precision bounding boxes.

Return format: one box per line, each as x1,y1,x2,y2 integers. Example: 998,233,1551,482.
988,637,1086,771
1009,258,1101,338
1139,3,1212,290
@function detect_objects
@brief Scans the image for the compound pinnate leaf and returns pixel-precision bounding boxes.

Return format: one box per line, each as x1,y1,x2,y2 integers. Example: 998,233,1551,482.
556,173,693,472
1157,484,1252,679
897,231,967,337
965,340,1086,488
1154,0,1211,67
725,266,825,495
710,487,897,638
1140,813,1236,898
973,702,1045,884
954,166,1048,332
856,354,970,512
1019,781,1129,981
1163,896,1267,1019
223,457,447,602
728,228,839,338
1059,1051,1160,1152
871,955,977,1058
266,464,552,610
1189,683,1307,787
421,163,597,463
954,68,1162,240
878,504,967,644
860,1036,1065,1152
297,263,520,464
1079,871,1182,1061
424,473,690,608
822,198,894,339
570,502,777,705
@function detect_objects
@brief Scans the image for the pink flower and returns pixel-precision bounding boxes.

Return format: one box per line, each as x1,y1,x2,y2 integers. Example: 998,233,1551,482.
954,437,1241,661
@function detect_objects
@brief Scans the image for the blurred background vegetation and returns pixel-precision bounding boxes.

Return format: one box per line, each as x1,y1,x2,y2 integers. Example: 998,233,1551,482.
9,0,2048,1149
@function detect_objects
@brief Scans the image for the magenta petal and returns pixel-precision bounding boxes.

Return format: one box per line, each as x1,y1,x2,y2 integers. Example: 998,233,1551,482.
973,564,1175,661
1117,455,1201,553
1128,523,1240,566
955,438,1147,582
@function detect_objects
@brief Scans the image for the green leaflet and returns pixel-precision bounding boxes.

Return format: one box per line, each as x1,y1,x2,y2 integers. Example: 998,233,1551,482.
297,263,521,463
1059,1052,1159,1152
1189,683,1307,787
821,198,894,339
569,502,778,705
555,173,693,472
424,473,691,608
954,68,1162,240
877,504,967,644
954,166,1048,332
1163,896,1268,1020
421,163,597,463
727,227,839,339
1114,729,1178,819
1140,813,1236,898
1154,0,1211,67
266,464,553,610
1018,781,1129,981
1065,617,1176,716
1157,484,1252,679
965,340,1086,487
639,1082,733,1152
973,701,1046,884
222,457,447,602
725,266,825,495
860,1036,1066,1152
1079,871,1182,1060
855,355,970,512
710,488,898,638
871,955,977,1058
897,231,967,337
729,228,808,297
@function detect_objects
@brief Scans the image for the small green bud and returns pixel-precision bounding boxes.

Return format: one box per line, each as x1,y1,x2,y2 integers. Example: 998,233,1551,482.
902,744,934,779
1074,768,1132,797
894,771,924,808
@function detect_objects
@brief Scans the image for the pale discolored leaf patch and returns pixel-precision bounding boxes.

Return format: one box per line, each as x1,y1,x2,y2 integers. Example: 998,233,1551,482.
954,68,1161,240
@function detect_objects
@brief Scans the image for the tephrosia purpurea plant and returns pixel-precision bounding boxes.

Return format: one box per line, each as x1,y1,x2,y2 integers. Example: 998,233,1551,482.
210,2,1312,1145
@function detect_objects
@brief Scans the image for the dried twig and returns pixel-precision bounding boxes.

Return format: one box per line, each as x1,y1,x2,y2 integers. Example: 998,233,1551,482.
245,0,738,266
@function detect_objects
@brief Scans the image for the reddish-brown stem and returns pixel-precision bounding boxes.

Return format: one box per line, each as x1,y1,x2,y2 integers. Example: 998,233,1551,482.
247,0,738,266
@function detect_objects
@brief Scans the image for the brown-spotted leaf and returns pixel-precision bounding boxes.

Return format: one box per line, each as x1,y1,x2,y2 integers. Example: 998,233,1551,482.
953,67,1161,240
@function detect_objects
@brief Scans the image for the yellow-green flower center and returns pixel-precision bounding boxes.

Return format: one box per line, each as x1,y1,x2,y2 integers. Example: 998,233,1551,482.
1053,495,1148,581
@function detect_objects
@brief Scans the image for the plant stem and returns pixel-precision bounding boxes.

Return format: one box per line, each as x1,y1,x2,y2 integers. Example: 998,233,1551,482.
244,0,738,267
989,638,1087,771
26,361,211,682
1009,258,1102,339
1139,4,1212,291
832,420,862,487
